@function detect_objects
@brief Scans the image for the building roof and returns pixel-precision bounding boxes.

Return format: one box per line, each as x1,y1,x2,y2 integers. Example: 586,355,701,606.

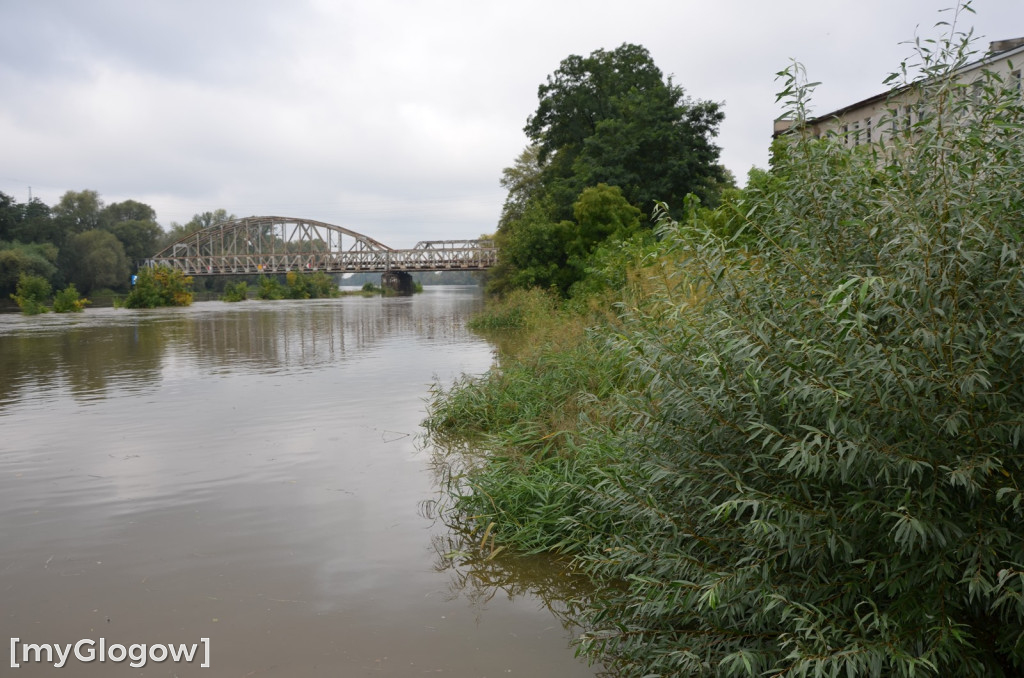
774,37,1024,136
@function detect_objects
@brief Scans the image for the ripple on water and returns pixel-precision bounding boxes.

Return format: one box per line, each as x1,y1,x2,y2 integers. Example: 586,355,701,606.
0,292,599,677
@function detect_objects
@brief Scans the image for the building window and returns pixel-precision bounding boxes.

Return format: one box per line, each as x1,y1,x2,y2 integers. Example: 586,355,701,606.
866,117,872,144
1013,69,1022,97
841,123,850,147
853,121,861,146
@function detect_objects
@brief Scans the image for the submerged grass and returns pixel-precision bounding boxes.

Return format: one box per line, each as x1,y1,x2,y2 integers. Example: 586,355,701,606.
425,286,635,557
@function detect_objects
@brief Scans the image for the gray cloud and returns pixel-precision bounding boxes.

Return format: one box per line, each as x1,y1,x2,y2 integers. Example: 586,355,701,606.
0,0,1018,247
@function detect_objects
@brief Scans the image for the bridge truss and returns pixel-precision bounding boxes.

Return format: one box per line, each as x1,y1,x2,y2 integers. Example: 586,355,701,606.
146,216,496,276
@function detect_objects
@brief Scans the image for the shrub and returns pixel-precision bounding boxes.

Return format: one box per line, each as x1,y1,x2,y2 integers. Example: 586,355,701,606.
52,284,90,312
10,272,51,314
221,280,249,302
121,266,194,308
284,270,309,299
257,276,284,300
571,30,1024,677
467,287,560,332
307,271,340,298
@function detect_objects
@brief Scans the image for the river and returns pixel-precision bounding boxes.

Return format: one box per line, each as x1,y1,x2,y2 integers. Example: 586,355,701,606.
0,288,598,676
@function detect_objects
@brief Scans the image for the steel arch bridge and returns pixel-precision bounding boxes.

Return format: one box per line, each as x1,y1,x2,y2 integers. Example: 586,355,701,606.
145,216,496,277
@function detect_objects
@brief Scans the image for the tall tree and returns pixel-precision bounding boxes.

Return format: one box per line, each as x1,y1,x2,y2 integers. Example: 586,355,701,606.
498,145,545,230
101,199,156,226
574,85,730,213
52,189,103,237
160,209,235,250
102,199,162,265
524,43,728,220
0,194,57,245
491,43,728,297
0,191,17,241
65,229,129,294
526,43,666,164
15,198,56,244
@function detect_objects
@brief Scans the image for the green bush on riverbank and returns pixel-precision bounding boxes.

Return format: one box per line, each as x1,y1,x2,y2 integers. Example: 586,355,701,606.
10,273,51,314
120,266,194,308
427,30,1024,678
10,273,91,313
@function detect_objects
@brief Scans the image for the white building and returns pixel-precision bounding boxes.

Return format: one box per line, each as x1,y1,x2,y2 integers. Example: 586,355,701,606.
774,37,1024,146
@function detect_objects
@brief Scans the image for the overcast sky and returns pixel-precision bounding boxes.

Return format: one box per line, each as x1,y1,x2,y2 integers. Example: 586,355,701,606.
0,1,1020,247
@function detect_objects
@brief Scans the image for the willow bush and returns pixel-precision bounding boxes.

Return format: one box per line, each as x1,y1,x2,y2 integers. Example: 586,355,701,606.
429,22,1024,677
257,275,284,300
571,31,1024,677
10,273,51,314
121,266,194,308
220,280,249,302
52,283,90,312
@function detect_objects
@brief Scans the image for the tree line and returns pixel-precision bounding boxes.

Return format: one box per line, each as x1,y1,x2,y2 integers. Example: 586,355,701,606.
0,189,234,299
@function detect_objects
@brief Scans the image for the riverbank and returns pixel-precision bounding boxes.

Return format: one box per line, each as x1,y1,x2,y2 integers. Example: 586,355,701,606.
424,55,1024,675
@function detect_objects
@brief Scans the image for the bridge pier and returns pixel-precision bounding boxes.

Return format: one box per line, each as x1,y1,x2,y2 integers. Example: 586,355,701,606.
381,270,414,295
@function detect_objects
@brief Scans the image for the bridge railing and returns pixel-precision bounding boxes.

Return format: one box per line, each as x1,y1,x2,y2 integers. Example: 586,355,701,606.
146,241,497,276
145,216,497,276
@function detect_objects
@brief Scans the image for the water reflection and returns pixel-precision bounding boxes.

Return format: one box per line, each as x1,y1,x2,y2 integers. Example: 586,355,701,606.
422,442,605,672
0,290,599,677
0,296,486,409
0,316,166,407
427,526,594,621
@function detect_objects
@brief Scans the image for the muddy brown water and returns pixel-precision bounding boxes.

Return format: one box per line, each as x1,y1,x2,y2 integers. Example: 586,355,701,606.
0,288,599,676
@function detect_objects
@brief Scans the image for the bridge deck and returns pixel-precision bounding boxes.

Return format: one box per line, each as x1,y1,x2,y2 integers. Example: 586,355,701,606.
144,217,496,276
147,246,496,276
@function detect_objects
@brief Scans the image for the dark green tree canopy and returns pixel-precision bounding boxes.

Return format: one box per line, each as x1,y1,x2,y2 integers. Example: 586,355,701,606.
490,43,728,297
524,43,727,218
0,192,56,244
526,43,667,163
0,241,58,297
52,189,103,237
498,145,544,230
102,199,162,264
0,191,17,242
0,189,243,300
101,199,157,226
489,184,642,297
65,229,129,294
575,86,728,214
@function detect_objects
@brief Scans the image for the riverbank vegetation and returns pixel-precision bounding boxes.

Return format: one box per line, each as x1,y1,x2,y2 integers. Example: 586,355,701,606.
427,21,1024,678
487,43,732,298
0,191,239,301
9,272,90,314
120,266,195,308
0,188,484,309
